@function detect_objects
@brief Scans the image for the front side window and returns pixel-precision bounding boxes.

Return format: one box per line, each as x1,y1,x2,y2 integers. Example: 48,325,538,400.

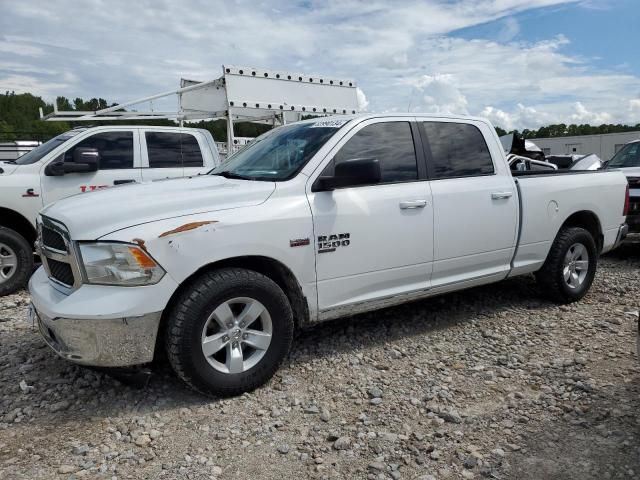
14,130,83,165
608,142,640,168
145,132,204,168
324,122,418,183
65,131,134,170
423,122,494,179
211,121,341,181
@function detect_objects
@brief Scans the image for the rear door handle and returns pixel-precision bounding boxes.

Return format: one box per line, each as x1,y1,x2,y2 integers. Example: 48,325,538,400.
114,179,136,185
491,191,513,200
399,199,428,209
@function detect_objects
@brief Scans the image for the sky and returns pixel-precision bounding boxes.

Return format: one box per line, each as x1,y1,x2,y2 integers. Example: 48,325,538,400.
0,0,639,131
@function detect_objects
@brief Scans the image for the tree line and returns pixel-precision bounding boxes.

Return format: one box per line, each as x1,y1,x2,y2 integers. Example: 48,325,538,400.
495,123,640,139
0,91,269,142
2,91,639,143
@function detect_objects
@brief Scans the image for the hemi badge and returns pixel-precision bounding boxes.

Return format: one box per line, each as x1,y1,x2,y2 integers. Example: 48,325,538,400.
290,238,310,247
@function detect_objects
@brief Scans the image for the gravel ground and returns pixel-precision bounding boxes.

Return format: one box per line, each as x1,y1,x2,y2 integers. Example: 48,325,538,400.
1,248,639,480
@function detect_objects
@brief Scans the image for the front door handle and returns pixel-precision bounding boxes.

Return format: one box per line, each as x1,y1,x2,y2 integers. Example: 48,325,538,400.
399,199,428,209
491,191,513,200
114,179,136,185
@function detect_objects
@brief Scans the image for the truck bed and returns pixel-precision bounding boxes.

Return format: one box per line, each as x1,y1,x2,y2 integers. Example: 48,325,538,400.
509,168,627,276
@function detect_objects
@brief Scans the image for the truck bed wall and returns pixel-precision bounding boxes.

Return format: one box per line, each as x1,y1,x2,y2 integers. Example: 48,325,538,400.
509,170,626,276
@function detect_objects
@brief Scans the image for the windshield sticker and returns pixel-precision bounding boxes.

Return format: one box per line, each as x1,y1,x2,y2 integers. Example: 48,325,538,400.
310,119,350,128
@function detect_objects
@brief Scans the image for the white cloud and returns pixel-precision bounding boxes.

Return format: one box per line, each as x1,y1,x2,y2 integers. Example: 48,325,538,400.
356,88,369,111
0,74,69,96
0,0,638,130
569,101,612,124
407,75,469,115
480,103,555,131
497,17,520,42
0,40,43,57
629,99,640,114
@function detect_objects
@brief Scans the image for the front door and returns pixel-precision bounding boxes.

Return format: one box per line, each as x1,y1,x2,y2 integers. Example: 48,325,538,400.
41,130,141,206
307,119,434,313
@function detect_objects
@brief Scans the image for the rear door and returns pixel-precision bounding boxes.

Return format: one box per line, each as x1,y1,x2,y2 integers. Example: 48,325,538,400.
419,120,518,288
308,119,434,312
40,129,142,206
141,130,206,182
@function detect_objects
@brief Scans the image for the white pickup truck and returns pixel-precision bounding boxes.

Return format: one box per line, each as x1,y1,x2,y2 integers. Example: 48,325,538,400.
0,125,220,295
28,114,629,397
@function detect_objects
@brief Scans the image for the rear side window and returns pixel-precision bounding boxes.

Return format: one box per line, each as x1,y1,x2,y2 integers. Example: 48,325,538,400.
328,122,418,183
65,131,134,170
422,122,494,179
145,132,204,168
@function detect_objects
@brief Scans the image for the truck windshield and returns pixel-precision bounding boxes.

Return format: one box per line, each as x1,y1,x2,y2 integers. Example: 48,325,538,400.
210,121,343,181
13,131,79,165
607,142,640,168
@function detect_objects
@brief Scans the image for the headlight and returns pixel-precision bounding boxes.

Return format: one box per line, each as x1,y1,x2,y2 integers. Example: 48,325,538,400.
78,242,165,286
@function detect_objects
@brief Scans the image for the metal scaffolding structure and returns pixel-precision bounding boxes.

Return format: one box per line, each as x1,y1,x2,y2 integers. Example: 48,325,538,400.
40,65,361,153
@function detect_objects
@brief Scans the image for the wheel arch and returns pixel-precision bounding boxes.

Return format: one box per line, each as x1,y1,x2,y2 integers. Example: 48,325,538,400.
155,255,310,360
0,208,37,245
559,210,603,252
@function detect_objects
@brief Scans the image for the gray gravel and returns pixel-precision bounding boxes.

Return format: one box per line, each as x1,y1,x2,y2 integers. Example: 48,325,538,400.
1,248,639,479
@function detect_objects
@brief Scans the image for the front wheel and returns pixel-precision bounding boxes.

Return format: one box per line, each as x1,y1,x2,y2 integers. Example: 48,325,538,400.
535,226,597,304
0,228,33,296
165,268,294,397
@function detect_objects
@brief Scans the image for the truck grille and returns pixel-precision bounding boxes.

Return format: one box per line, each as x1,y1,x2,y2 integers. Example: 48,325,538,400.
47,258,75,286
42,226,67,251
38,217,80,291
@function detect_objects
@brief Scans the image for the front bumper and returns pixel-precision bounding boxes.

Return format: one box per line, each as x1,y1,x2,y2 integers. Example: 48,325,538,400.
29,267,177,367
32,306,161,367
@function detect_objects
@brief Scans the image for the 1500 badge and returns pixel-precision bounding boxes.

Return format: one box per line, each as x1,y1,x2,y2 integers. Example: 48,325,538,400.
318,233,350,253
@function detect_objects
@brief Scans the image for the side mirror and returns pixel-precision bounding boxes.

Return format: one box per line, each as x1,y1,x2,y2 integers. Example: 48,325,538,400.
67,148,99,173
44,155,65,176
313,157,381,192
45,148,100,176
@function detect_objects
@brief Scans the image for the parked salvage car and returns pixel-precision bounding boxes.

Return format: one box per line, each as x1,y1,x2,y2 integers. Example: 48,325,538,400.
546,154,603,171
0,125,221,296
501,134,603,172
29,114,629,396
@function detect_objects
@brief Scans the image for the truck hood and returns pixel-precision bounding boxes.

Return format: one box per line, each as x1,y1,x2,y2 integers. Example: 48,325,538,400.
0,162,19,175
41,175,276,239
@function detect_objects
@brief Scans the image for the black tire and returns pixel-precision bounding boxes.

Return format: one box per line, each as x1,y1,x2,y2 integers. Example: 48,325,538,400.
535,226,597,304
0,227,33,296
165,268,294,397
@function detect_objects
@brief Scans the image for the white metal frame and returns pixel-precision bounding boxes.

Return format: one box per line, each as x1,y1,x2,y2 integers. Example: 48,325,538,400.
40,65,360,153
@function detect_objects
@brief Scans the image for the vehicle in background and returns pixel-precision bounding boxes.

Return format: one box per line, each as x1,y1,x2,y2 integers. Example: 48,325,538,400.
29,114,629,397
501,134,603,172
604,140,640,236
0,141,41,161
0,125,221,295
500,133,546,162
546,153,603,171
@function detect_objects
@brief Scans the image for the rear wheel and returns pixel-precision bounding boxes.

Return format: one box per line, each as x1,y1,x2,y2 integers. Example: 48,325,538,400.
535,226,597,303
0,228,33,296
165,268,294,397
